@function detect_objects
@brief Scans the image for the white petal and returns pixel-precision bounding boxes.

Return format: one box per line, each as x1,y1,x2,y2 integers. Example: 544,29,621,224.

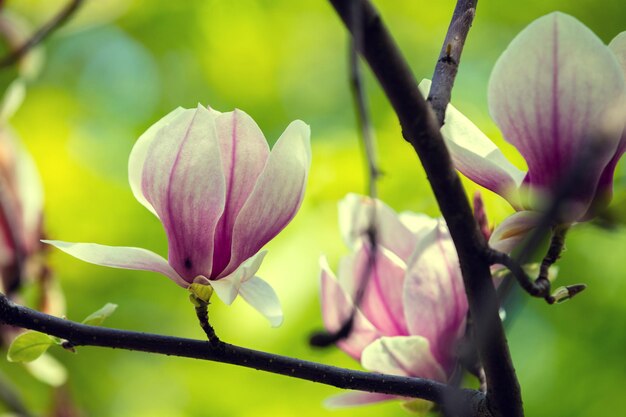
209,250,267,305
42,240,186,287
239,276,283,327
338,193,416,261
13,130,44,245
324,392,396,408
489,211,542,253
609,31,626,73
361,336,447,382
419,79,525,205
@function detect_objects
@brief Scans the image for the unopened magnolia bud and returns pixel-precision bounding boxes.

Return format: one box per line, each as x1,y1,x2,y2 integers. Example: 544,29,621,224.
188,276,214,304
550,284,587,304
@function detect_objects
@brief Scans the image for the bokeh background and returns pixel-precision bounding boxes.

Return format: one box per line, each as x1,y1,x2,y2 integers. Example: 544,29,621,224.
1,0,626,416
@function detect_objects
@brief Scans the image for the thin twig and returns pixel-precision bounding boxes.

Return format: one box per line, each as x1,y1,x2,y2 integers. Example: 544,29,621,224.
0,294,486,412
488,249,552,300
428,0,477,125
194,300,219,344
310,0,381,349
349,4,380,198
327,2,522,416
0,0,84,69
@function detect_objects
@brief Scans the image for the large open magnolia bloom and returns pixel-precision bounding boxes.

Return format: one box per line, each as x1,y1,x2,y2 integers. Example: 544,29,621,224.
421,12,626,224
45,105,311,327
320,194,468,407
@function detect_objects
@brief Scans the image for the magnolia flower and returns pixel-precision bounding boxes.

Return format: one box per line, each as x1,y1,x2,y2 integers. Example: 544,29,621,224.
421,12,626,225
0,128,44,293
45,105,311,327
320,194,468,406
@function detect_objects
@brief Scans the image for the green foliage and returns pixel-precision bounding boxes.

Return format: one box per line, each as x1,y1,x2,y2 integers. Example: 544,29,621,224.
81,303,118,326
6,331,56,363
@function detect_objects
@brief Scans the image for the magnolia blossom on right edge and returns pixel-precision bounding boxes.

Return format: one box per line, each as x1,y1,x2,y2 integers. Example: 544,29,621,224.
421,12,626,230
320,194,468,407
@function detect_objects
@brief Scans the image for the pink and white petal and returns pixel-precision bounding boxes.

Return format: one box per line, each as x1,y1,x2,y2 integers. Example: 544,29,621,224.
209,250,267,305
128,107,188,218
239,276,283,327
320,256,380,361
141,105,226,280
225,120,311,276
609,32,626,72
488,211,542,254
210,109,271,276
42,240,187,287
351,243,409,336
338,193,416,262
14,133,43,248
397,211,439,240
419,79,524,205
360,336,447,382
403,222,467,367
324,392,397,408
488,13,625,208
589,32,626,212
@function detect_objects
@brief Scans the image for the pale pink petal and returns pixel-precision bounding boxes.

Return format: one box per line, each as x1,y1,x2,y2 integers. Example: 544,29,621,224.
488,13,625,216
12,131,43,251
42,240,186,287
351,243,408,336
489,211,542,254
360,336,447,382
224,120,310,276
338,194,416,262
419,79,524,205
210,109,270,276
609,32,626,71
141,105,226,280
209,250,267,305
128,107,188,218
239,276,283,327
320,257,380,361
590,32,626,211
397,211,439,242
403,221,467,370
324,392,396,408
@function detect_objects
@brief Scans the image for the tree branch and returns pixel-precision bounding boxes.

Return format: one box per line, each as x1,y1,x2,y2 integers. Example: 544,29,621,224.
0,294,485,413
0,0,84,69
428,0,477,125
326,1,523,416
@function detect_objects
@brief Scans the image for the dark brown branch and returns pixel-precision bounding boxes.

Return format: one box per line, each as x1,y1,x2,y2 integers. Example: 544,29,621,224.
488,249,552,300
327,1,523,416
428,0,477,125
490,226,586,305
0,0,84,69
0,294,485,414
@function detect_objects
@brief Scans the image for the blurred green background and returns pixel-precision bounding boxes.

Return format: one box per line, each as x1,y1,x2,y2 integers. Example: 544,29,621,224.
1,0,626,416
